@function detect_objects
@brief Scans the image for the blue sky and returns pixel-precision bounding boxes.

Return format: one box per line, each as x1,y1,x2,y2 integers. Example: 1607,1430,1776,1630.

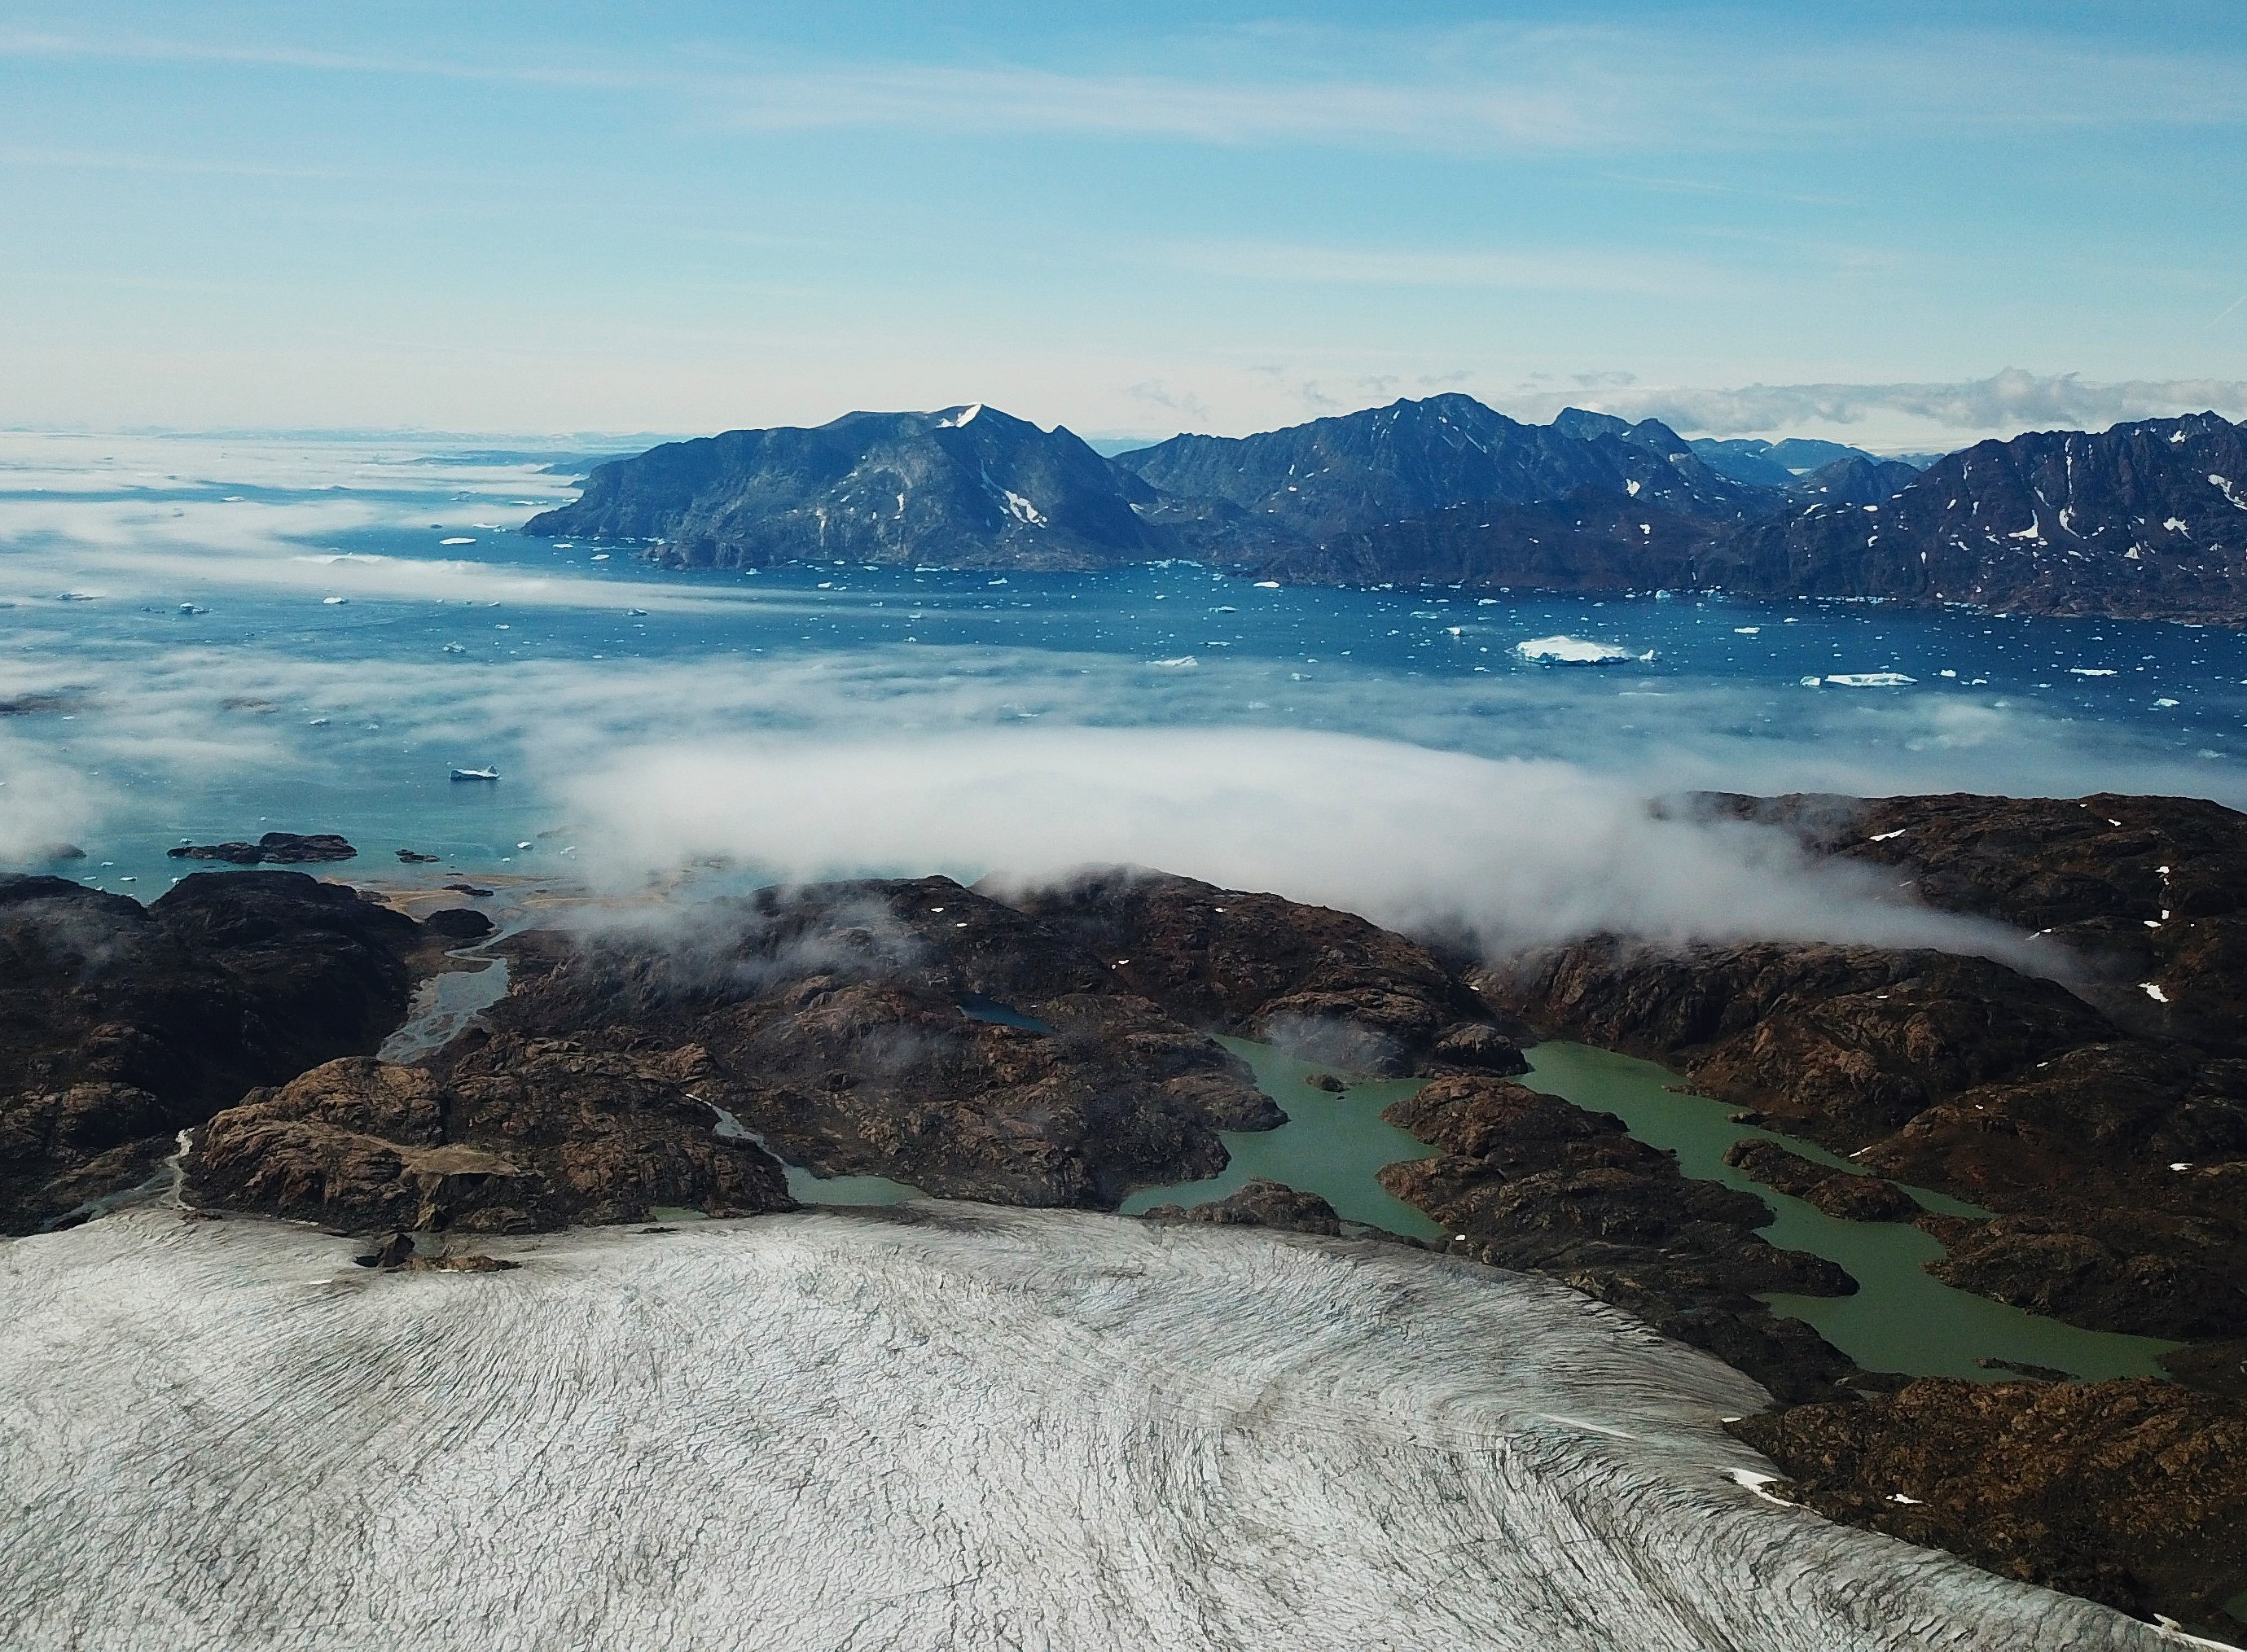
2,1,2244,445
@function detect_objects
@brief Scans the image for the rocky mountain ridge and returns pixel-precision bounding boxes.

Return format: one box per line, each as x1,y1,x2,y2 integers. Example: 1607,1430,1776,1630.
529,391,2247,620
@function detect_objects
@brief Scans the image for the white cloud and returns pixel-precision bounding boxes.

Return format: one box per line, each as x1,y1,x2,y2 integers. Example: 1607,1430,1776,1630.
1508,370,2247,441
558,726,2060,968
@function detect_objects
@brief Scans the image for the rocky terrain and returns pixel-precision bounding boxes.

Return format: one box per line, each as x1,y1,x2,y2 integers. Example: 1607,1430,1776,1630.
0,870,444,1233
457,870,1521,1212
1111,397,1766,558
526,392,2247,622
1475,787,2247,1630
168,830,358,865
525,404,1170,572
186,1040,795,1234
1731,1378,2246,1629
10,821,2245,1632
1703,412,2247,622
1376,1071,1863,1403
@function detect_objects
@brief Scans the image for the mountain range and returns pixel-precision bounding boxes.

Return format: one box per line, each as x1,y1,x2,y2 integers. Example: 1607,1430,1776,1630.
525,396,2247,622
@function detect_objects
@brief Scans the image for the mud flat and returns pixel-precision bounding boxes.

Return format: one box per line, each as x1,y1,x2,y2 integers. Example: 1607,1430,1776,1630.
0,1207,2186,1652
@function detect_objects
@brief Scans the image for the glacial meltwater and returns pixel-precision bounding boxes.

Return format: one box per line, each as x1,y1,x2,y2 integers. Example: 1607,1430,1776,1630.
1518,1041,2181,1383
1120,1038,1443,1239
1130,1036,2181,1384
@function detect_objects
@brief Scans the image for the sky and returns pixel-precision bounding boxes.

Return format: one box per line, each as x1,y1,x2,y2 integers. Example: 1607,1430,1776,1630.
2,1,2245,448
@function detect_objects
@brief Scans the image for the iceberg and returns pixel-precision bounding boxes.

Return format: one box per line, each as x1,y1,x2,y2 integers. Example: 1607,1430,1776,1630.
1514,635,1648,666
1823,673,1916,688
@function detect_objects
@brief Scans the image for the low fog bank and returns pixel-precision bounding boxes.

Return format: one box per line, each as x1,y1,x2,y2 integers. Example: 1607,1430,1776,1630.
561,727,2058,969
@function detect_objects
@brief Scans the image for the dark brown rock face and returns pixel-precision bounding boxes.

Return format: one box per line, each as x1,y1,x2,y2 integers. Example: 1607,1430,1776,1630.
484,876,1292,1208
187,1041,793,1233
1142,1177,1343,1237
1375,1073,1862,1402
1722,1137,1920,1224
1479,933,2247,1345
997,866,1523,1076
167,831,358,865
1729,1379,2247,1631
1698,788,2247,1049
1,872,434,1233
423,907,495,940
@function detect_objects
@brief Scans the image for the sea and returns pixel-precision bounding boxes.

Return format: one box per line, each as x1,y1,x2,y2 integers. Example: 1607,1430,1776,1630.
5,428,2247,900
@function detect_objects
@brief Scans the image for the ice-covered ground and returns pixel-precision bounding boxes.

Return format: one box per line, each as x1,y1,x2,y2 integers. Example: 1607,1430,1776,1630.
0,1207,2183,1650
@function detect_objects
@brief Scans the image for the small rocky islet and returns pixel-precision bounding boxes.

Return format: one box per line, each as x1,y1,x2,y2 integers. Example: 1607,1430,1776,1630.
5,791,2246,1633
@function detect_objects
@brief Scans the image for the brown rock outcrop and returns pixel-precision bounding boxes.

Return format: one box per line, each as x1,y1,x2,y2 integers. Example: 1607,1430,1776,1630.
1376,1073,1863,1401
188,1040,794,1233
1479,935,2247,1343
1729,1378,2247,1632
2,871,442,1233
995,867,1524,1076
486,878,1294,1208
1143,1177,1343,1236
1722,1137,1920,1223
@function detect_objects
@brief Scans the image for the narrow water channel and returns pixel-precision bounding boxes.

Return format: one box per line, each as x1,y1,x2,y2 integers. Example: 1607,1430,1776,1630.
376,962,2188,1385
1515,1042,2180,1383
1119,1038,1444,1239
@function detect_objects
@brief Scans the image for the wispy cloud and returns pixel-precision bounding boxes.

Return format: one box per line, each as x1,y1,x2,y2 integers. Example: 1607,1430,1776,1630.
7,20,2236,159
1582,370,2247,437
1164,239,1694,296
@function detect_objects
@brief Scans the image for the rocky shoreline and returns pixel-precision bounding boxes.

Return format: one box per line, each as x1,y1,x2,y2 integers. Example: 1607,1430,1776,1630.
6,801,2246,1632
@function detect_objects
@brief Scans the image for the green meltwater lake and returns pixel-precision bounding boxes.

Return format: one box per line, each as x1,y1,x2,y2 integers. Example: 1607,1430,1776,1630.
1128,1038,2180,1385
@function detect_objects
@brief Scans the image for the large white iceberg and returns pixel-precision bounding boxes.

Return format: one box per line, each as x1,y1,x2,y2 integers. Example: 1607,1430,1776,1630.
1514,635,1651,666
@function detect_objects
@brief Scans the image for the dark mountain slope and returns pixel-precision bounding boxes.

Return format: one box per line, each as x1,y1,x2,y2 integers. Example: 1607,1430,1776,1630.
1113,395,1766,554
1701,412,2247,620
1266,489,1713,592
524,404,1172,572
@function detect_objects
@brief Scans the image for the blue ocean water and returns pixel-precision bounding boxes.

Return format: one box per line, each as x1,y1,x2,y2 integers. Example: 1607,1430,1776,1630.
5,433,2247,898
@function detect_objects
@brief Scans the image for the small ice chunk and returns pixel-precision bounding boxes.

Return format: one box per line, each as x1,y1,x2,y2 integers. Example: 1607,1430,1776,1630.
1823,672,1916,687
439,537,476,546
1146,656,1199,670
2069,668,2118,676
1869,829,1907,842
2143,983,2170,1003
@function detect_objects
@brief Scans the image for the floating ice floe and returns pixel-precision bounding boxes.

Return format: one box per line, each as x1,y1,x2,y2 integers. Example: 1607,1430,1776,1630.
439,537,476,546
2144,983,2170,1003
1514,635,1649,666
1822,672,1916,688
2069,668,2118,677
2154,698,2180,708
321,596,348,606
1146,656,1199,670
